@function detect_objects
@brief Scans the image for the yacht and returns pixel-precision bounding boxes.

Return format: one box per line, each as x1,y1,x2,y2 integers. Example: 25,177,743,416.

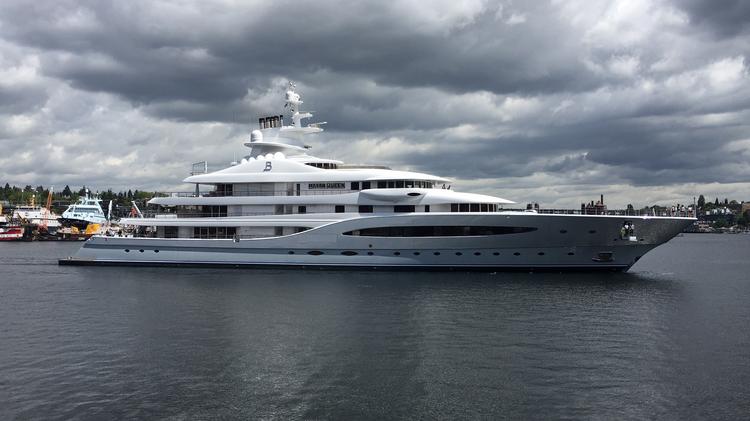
61,83,694,271
59,192,108,229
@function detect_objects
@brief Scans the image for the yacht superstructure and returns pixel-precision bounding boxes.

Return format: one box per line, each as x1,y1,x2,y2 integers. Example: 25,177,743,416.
62,83,694,270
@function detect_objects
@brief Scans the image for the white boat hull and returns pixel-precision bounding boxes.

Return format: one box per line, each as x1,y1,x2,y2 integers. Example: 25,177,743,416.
61,213,694,271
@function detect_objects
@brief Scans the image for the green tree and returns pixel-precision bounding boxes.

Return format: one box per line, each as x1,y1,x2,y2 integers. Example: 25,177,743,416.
698,195,705,208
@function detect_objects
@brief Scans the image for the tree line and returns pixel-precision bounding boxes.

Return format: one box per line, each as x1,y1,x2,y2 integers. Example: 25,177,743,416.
1,183,157,213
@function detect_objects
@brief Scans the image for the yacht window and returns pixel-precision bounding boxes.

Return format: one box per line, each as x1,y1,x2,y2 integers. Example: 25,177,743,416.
424,205,430,213
343,226,538,237
362,181,371,189
470,204,480,212
388,181,395,188
405,180,414,188
481,204,488,212
359,205,373,213
335,205,345,213
202,205,227,217
394,205,415,212
351,182,359,190
459,204,470,212
193,227,236,239
164,226,178,238
216,184,233,197
396,181,405,188
298,206,306,214
451,204,458,212
377,181,386,188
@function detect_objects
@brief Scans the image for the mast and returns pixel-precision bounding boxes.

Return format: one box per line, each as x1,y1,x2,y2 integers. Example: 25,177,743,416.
244,81,325,157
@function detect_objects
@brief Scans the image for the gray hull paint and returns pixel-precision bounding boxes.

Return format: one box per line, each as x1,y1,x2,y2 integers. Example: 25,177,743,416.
61,213,694,271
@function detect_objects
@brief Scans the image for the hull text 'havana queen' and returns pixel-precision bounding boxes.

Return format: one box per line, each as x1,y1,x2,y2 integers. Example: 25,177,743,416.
61,83,695,271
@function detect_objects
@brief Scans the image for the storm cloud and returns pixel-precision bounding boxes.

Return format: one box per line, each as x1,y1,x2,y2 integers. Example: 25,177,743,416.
0,0,748,207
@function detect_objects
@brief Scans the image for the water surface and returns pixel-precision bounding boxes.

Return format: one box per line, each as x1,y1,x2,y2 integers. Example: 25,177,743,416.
1,235,749,419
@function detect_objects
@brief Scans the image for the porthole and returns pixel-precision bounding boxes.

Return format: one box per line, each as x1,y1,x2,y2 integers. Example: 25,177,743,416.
124,249,130,253
493,252,499,256
341,251,358,256
413,252,420,256
307,250,324,256
394,251,401,256
513,252,520,256
154,250,159,253
433,252,441,256
288,251,295,254
560,229,568,234
139,249,144,253
567,252,575,256
474,252,481,256
588,230,597,234
367,251,374,256
538,252,545,256
455,252,463,256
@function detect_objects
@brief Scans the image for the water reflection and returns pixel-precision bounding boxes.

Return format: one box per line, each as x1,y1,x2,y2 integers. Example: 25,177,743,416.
2,236,749,419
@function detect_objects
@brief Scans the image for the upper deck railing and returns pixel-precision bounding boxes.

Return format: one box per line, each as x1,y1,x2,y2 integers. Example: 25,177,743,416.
155,190,362,198
506,208,696,217
133,207,695,219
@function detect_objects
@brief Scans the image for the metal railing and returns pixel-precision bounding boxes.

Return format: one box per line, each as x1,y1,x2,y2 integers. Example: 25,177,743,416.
505,208,696,217
155,190,359,198
134,208,696,219
141,211,276,219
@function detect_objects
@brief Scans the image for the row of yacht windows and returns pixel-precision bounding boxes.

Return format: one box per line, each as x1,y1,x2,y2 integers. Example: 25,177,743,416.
193,227,237,239
160,204,501,216
343,226,538,237
451,204,499,212
211,181,437,196
306,162,339,169
157,225,537,239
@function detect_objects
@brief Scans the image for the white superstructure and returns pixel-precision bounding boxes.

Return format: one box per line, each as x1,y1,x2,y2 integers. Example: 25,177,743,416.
12,205,60,229
60,192,107,228
63,83,694,271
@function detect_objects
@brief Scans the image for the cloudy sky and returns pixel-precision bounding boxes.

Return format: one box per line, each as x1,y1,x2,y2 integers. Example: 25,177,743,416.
1,0,749,208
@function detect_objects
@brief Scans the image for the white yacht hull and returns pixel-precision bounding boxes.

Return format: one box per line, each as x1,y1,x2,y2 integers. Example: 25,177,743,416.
61,213,694,271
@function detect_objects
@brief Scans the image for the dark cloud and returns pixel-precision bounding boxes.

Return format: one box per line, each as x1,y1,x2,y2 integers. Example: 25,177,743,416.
0,1,603,111
1,0,750,207
679,0,750,38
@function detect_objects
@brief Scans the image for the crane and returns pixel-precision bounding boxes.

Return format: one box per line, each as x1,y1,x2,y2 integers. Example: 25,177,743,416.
40,187,53,232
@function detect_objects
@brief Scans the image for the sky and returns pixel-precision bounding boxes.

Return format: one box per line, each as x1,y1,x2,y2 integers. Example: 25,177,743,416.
1,0,749,208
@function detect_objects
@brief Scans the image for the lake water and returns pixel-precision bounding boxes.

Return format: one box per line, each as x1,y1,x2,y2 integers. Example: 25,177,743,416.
1,234,749,419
